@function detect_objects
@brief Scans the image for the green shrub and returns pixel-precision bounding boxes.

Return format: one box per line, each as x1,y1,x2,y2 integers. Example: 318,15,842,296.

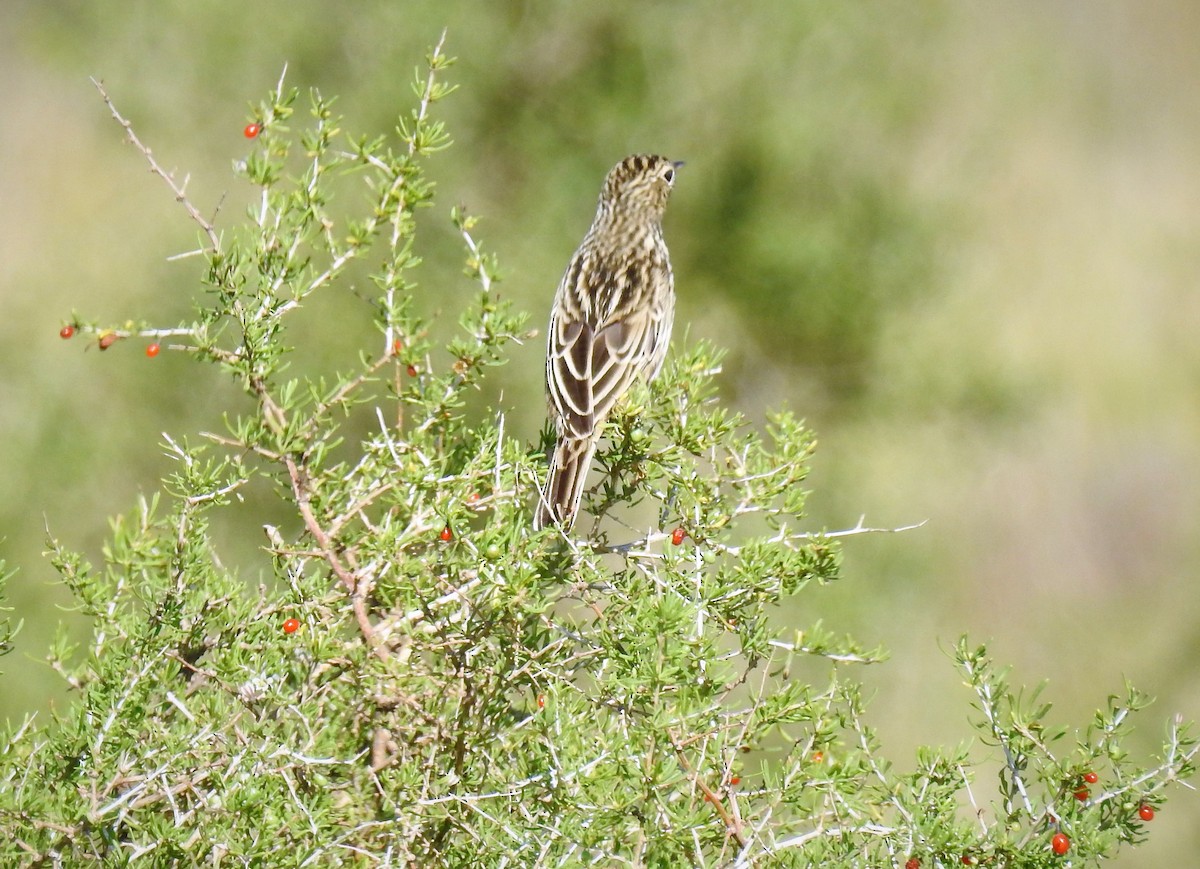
1,39,1193,867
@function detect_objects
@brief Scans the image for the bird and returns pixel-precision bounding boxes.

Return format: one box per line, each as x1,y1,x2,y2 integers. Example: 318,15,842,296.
534,154,682,531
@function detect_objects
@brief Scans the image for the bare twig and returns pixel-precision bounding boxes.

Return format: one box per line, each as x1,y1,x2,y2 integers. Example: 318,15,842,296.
91,78,221,254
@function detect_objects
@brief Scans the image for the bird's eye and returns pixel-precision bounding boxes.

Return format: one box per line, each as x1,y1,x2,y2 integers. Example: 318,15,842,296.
663,168,675,184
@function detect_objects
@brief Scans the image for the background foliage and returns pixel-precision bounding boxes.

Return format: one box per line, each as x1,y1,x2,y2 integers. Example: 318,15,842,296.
2,1,1199,863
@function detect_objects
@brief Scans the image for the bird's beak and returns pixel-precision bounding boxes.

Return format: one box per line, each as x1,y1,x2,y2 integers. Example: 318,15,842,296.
672,161,685,170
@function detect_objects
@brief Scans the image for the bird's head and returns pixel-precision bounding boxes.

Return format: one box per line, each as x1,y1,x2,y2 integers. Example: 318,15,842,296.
599,154,682,221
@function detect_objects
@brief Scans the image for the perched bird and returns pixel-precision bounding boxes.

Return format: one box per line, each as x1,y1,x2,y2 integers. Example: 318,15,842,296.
534,154,682,531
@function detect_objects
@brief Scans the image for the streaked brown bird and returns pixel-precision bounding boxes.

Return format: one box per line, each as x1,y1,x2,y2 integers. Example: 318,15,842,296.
534,154,681,531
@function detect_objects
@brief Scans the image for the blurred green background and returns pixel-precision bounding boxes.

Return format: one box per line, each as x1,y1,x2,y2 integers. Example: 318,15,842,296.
2,1,1198,861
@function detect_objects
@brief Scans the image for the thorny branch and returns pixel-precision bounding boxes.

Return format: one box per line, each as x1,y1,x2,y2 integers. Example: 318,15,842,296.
91,78,221,254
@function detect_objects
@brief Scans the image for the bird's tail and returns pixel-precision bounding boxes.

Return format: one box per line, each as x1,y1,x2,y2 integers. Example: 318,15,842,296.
534,436,599,531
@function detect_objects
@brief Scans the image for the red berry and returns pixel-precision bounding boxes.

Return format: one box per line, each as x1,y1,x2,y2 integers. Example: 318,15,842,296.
1138,804,1155,821
282,618,300,634
59,325,75,339
406,364,418,377
98,333,119,350
1051,832,1070,855
145,343,161,358
536,694,545,709
671,527,686,546
906,860,920,869
467,492,480,504
439,525,452,542
243,122,261,138
392,338,404,355
729,775,740,786
961,856,976,866
811,751,824,763
1083,771,1098,784
1073,786,1089,801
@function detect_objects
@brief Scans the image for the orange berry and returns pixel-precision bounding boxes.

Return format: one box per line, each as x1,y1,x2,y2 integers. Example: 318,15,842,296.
282,618,300,634
1138,804,1155,821
439,525,452,542
670,527,686,546
59,325,75,339
145,343,161,358
243,123,261,138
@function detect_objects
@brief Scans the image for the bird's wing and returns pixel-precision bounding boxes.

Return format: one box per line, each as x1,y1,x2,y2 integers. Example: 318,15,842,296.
589,312,656,423
547,252,660,441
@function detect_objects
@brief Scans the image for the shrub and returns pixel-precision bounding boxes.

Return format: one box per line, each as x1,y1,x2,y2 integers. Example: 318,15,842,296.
1,38,1193,867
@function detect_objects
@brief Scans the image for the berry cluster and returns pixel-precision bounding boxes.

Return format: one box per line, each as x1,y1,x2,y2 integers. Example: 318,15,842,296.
904,771,1163,865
